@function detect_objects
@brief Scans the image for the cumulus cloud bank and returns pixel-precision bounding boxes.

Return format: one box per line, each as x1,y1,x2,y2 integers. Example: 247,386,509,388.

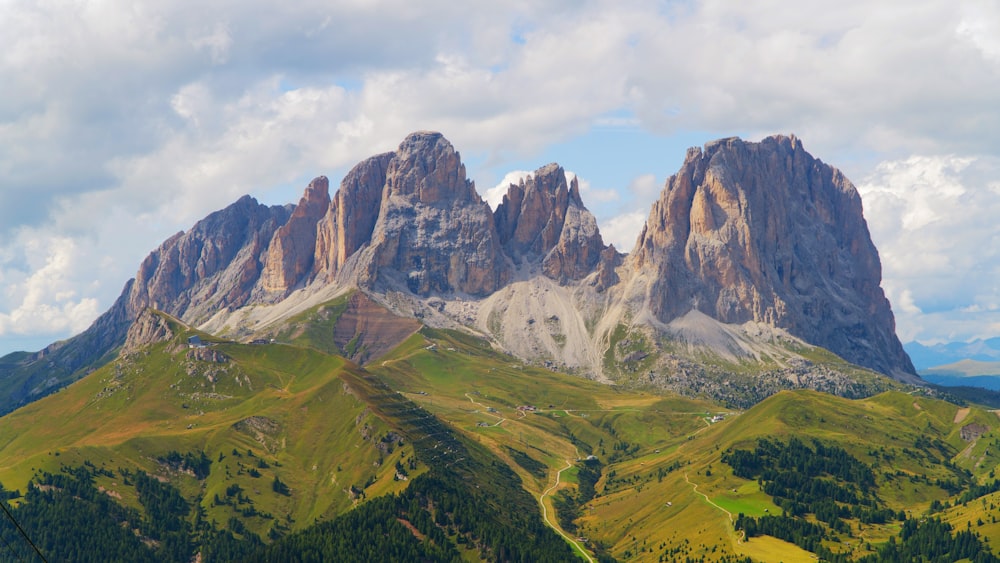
859,155,1000,343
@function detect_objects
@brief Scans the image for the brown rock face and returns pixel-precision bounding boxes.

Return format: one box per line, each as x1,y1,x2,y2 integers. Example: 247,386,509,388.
629,135,915,378
259,176,331,296
312,153,393,282
593,245,623,291
330,292,421,365
120,308,174,356
360,131,511,296
127,195,292,324
494,163,606,281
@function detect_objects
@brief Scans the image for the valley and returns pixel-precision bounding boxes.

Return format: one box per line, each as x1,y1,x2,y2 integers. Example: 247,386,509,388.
3,299,999,561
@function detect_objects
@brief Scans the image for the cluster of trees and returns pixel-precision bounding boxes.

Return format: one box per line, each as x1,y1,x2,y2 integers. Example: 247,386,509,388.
958,479,1000,505
726,437,1000,562
858,518,997,563
735,514,827,554
502,445,547,479
245,494,457,562
724,437,875,488
0,465,258,563
722,436,892,531
552,458,602,535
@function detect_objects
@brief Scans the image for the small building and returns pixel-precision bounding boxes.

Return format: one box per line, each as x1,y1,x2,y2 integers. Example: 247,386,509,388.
187,335,207,348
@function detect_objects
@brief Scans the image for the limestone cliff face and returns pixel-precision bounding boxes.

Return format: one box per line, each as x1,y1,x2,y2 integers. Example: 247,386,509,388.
628,135,915,378
127,195,292,324
359,131,512,296
120,308,175,356
593,245,623,291
259,176,331,297
312,152,393,282
494,163,605,282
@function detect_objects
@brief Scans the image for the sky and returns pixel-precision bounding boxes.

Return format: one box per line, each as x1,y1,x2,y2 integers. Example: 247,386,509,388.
2,0,1000,356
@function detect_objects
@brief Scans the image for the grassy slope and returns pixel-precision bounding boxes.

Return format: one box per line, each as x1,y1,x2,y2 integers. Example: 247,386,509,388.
267,292,352,356
570,389,1000,561
3,300,1000,561
0,320,413,539
374,326,1000,563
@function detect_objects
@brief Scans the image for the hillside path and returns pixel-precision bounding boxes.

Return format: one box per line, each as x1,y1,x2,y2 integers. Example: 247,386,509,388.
685,473,733,524
539,460,595,563
465,393,506,426
686,473,745,545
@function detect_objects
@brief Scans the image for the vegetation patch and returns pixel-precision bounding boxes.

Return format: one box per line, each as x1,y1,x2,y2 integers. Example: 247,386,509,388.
501,445,547,479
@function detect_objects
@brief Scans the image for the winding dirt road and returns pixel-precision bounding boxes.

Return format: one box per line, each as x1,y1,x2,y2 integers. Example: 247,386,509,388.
539,460,594,562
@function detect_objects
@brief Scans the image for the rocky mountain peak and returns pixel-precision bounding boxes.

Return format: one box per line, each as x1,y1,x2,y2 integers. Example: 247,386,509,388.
629,134,915,379
312,153,393,282
386,131,478,205
259,176,331,297
128,195,291,323
494,163,605,281
358,132,511,296
1,131,921,419
120,308,175,357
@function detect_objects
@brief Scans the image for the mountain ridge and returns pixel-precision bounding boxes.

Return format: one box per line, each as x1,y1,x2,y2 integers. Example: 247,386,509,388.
0,131,919,415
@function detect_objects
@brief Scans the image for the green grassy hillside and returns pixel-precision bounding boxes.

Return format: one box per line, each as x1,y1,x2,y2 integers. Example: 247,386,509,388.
3,302,1000,562
364,325,1000,561
0,315,414,542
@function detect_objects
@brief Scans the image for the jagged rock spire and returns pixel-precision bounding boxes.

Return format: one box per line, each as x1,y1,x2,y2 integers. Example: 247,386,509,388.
494,163,606,282
358,131,512,296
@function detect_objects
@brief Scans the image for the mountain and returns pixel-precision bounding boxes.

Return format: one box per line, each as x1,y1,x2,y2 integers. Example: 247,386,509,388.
0,197,293,416
905,338,1000,370
356,131,512,296
623,135,914,381
0,131,918,417
0,310,579,562
494,162,606,282
921,365,1000,392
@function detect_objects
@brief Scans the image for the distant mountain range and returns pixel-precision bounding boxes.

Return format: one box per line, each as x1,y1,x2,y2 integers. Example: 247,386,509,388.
905,338,1000,371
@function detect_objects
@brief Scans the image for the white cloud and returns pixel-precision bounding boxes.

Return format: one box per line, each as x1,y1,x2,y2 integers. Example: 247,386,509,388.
858,154,1000,343
957,0,1000,63
191,22,233,65
486,169,619,212
626,173,660,200
566,170,619,205
484,171,532,209
600,211,648,252
0,235,100,337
